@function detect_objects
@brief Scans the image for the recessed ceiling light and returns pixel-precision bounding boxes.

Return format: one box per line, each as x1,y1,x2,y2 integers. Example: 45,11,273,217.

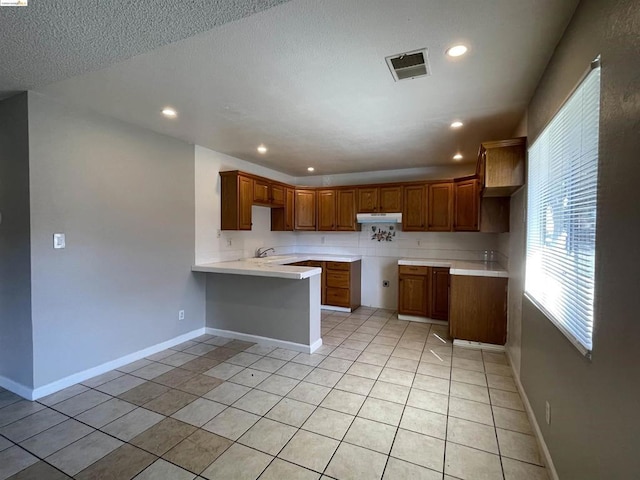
257,145,267,154
446,45,468,57
162,107,177,118
307,167,315,172
453,153,463,161
451,121,464,128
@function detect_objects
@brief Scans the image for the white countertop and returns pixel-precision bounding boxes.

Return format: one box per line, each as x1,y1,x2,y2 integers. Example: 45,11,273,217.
398,258,508,278
192,254,362,280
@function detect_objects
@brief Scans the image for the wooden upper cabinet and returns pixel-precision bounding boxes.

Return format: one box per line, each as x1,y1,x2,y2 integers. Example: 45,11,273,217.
221,171,253,230
294,189,317,231
379,186,403,212
238,175,253,230
428,182,453,231
253,178,270,205
253,179,285,207
271,187,294,231
478,137,526,197
402,185,427,232
357,186,402,213
336,189,358,231
454,178,480,231
317,190,337,231
271,184,285,206
357,188,378,213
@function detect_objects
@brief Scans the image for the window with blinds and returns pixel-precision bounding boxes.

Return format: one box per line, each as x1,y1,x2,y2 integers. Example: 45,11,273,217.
525,60,601,357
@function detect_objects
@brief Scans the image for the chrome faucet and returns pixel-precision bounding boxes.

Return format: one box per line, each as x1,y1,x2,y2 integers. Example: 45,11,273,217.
256,247,275,258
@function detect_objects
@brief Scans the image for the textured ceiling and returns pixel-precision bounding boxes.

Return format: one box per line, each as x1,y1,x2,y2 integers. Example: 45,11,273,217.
0,0,291,97
18,0,578,176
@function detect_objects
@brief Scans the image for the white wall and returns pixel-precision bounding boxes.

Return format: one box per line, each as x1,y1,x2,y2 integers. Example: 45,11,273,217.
195,145,298,263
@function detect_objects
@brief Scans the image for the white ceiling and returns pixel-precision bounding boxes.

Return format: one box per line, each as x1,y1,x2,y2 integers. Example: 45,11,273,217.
33,0,578,176
0,0,291,98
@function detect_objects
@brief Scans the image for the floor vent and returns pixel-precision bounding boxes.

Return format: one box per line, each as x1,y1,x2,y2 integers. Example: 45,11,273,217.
385,48,430,81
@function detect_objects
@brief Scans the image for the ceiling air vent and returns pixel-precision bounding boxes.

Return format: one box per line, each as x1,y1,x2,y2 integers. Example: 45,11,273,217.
385,48,430,82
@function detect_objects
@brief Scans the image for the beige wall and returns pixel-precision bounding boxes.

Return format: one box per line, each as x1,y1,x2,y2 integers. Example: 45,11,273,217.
0,93,33,391
519,0,640,477
28,92,205,388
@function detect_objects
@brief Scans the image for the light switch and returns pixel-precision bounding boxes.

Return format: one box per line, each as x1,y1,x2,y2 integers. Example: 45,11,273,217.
53,233,65,249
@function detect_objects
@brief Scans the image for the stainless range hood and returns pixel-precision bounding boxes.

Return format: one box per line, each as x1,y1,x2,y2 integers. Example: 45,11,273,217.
356,213,402,224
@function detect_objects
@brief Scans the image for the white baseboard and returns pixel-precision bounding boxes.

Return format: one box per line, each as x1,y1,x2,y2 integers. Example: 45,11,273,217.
206,328,322,354
506,350,559,480
22,328,205,401
321,305,352,313
453,339,506,352
0,375,33,400
398,314,448,326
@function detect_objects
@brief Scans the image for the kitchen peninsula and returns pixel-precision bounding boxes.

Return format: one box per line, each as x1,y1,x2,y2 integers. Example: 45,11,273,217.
193,254,362,353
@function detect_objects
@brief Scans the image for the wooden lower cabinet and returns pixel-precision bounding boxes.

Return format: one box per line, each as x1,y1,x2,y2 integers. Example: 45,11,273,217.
398,273,429,317
398,265,450,321
287,260,361,310
430,267,450,320
449,275,508,345
324,261,361,310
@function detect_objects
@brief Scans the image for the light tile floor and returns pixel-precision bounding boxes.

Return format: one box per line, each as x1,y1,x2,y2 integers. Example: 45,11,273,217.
0,308,548,479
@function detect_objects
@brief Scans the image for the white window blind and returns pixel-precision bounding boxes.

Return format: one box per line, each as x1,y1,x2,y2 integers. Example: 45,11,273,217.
525,61,601,356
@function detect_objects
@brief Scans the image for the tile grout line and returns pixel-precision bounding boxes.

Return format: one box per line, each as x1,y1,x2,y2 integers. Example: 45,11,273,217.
2,309,543,479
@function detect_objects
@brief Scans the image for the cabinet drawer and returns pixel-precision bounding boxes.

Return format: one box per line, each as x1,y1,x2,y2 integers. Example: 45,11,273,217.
326,261,349,271
325,287,350,307
399,265,428,275
326,271,350,288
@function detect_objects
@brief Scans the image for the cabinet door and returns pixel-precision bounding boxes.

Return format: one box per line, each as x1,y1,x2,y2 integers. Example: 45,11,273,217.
428,182,453,231
294,190,317,231
398,274,428,317
450,276,507,344
379,186,403,212
271,184,285,206
357,188,378,213
430,267,450,320
307,260,326,304
285,188,295,231
317,190,337,231
238,175,253,230
402,185,427,231
336,189,358,231
454,179,480,231
253,178,270,205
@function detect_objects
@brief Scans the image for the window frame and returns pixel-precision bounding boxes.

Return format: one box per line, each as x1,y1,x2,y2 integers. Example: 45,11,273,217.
524,57,602,358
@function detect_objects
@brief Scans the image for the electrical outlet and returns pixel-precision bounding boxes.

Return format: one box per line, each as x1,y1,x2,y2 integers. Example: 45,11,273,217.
545,401,551,425
216,229,221,238
383,280,390,287
226,238,232,247
321,236,325,244
178,310,185,321
417,239,421,246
